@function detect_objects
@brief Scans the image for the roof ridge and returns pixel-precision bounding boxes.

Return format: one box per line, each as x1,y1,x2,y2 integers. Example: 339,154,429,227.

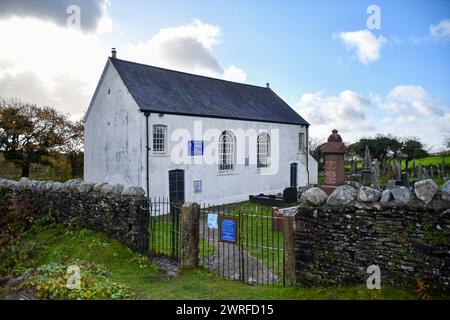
110,57,270,90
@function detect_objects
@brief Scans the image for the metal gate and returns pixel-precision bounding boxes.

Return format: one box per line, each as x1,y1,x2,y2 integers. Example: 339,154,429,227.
198,204,285,286
145,197,182,261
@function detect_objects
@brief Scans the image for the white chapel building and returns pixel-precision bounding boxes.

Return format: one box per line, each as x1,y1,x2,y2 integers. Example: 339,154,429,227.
84,50,318,205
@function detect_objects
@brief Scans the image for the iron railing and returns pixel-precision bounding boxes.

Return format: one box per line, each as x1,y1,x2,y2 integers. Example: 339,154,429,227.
144,197,182,262
198,203,285,286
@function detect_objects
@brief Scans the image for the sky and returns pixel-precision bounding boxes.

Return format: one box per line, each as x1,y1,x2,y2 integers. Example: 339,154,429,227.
0,0,449,150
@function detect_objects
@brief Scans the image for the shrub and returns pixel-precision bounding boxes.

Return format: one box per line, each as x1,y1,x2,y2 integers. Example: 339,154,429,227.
20,259,132,300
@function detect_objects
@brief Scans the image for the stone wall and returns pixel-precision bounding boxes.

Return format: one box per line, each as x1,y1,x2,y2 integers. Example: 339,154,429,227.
296,180,450,293
0,177,149,253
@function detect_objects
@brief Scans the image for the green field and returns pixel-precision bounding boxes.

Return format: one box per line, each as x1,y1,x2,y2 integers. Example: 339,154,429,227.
345,154,449,171
1,221,423,300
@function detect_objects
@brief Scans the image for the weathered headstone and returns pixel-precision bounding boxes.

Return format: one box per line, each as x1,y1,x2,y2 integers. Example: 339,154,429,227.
437,165,441,178
351,160,357,174
362,145,372,186
370,158,381,189
401,172,409,187
422,167,430,179
411,159,416,177
396,160,402,180
417,165,423,180
430,166,435,179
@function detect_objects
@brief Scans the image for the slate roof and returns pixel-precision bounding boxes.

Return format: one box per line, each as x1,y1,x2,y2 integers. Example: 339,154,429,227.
110,58,309,126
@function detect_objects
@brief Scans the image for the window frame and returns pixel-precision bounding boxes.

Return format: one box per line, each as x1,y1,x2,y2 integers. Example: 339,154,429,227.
257,132,271,169
298,132,305,153
152,124,167,154
218,130,236,172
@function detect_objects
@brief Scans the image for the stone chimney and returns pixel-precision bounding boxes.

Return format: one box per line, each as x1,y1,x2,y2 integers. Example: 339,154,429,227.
111,48,117,59
266,83,270,89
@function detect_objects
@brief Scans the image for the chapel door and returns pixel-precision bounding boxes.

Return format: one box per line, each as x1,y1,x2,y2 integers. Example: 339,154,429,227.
290,163,298,187
168,169,185,204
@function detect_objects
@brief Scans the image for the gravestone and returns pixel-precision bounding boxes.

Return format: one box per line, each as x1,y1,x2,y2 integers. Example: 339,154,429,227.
417,165,423,180
430,166,435,179
437,165,441,178
412,159,416,177
362,145,372,186
422,167,430,179
370,158,381,189
351,160,357,174
401,172,409,187
396,160,402,180
320,129,347,195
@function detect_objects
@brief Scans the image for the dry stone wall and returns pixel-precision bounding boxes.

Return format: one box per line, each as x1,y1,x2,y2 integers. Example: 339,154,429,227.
296,180,450,293
0,177,149,253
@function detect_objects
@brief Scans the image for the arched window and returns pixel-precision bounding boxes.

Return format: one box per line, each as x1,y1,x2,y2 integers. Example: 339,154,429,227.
218,130,235,172
257,133,270,168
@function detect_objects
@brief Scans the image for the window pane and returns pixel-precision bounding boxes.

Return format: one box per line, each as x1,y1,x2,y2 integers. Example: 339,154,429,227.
218,131,235,171
153,125,166,152
257,133,270,168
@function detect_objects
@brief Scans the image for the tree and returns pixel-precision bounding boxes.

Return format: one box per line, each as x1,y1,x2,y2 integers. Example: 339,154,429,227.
401,138,428,170
350,134,402,166
0,98,67,177
444,135,450,150
59,119,84,178
309,137,326,171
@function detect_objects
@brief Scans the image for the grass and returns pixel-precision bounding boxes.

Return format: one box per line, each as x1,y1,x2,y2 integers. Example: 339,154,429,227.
345,154,450,172
151,202,285,280
1,221,421,300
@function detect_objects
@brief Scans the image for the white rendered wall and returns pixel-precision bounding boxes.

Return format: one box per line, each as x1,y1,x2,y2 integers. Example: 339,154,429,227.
84,61,143,188
144,114,318,205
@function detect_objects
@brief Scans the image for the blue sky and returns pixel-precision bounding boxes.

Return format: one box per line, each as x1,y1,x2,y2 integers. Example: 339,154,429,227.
0,0,449,149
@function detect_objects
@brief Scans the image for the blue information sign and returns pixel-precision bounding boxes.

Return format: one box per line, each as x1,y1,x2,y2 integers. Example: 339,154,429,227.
219,217,238,243
188,140,204,156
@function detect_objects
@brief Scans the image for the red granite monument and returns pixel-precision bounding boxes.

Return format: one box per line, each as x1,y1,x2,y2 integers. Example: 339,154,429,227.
320,129,347,195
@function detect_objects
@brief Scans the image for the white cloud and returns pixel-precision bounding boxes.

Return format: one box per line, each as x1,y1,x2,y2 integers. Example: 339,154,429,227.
0,17,246,119
0,0,111,33
0,17,109,118
337,29,387,64
122,19,247,82
296,86,450,151
386,85,444,116
430,19,450,41
296,90,374,142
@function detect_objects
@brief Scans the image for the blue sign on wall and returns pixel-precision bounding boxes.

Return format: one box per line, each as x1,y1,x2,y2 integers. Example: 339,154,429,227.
188,140,204,156
219,217,238,243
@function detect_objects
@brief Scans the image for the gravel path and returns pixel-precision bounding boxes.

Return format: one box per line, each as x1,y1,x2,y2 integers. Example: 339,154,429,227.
199,219,282,285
